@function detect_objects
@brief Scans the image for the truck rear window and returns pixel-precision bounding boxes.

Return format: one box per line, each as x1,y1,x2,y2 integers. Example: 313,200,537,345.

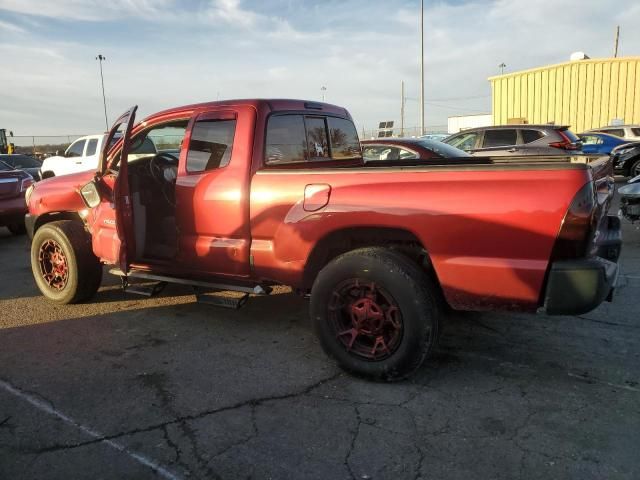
265,114,361,165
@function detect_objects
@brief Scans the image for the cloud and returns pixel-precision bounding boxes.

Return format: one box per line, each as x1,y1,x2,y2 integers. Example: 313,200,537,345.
204,0,259,28
1,0,640,137
0,18,24,32
0,0,174,21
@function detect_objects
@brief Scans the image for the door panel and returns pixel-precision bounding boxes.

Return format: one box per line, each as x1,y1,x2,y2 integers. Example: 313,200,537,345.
85,106,138,271
175,107,255,277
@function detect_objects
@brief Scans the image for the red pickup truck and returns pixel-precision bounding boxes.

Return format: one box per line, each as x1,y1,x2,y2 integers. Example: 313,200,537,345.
24,99,621,380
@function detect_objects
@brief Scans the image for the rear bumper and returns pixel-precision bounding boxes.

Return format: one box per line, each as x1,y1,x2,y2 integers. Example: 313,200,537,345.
542,215,621,315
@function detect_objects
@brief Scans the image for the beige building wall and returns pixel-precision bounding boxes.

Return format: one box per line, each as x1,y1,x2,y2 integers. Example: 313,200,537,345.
489,57,640,132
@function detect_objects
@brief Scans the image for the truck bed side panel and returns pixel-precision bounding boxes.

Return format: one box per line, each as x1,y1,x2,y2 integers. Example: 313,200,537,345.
249,166,590,311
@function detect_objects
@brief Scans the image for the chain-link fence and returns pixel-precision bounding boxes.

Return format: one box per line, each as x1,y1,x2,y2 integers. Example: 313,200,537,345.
9,126,449,158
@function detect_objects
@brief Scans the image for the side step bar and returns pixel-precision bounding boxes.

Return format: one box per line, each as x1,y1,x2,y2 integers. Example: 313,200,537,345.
110,268,272,296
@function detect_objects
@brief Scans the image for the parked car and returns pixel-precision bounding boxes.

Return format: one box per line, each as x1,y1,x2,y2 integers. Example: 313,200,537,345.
611,142,640,177
0,160,34,235
443,124,582,156
419,133,449,142
578,132,628,155
0,153,42,180
40,134,158,178
586,125,640,141
25,99,620,381
619,173,640,223
362,138,472,162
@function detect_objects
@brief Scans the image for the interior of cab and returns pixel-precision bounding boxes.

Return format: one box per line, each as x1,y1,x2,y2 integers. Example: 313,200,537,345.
114,120,189,261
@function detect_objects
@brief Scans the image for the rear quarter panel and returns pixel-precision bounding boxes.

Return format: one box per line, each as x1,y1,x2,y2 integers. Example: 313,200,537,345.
250,166,591,311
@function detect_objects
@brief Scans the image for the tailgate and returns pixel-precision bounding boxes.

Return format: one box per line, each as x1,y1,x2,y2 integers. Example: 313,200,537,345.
0,173,22,200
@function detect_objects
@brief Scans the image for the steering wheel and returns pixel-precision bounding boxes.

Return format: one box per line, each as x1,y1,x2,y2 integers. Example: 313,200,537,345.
149,152,179,186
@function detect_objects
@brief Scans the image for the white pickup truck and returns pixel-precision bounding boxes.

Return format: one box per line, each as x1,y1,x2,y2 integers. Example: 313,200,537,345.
41,134,158,178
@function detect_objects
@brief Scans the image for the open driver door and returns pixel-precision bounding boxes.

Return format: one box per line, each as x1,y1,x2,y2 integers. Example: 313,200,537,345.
80,106,138,274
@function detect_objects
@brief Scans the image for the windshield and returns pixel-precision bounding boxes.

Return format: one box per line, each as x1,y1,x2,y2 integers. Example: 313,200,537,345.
0,160,12,171
0,154,42,168
416,139,472,157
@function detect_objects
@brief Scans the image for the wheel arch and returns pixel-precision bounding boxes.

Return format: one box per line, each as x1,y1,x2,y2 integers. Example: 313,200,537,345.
33,211,85,235
302,226,445,300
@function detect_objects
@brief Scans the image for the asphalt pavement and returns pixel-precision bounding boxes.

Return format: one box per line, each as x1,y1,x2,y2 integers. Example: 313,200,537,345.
0,195,639,479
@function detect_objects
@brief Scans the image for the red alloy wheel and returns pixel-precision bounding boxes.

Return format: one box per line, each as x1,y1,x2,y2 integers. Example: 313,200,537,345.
328,279,403,361
38,239,69,291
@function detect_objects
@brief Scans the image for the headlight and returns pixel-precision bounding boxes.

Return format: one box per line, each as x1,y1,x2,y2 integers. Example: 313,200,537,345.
24,184,35,205
80,182,101,208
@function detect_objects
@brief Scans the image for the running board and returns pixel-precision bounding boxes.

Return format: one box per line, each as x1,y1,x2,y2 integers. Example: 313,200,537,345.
194,287,249,309
110,269,271,295
124,281,167,297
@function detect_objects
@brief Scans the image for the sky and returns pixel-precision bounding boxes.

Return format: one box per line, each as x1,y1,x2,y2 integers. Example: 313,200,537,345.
1,0,639,139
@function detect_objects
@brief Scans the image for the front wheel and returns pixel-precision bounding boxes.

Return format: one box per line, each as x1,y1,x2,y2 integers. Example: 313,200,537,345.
31,221,103,304
310,248,442,381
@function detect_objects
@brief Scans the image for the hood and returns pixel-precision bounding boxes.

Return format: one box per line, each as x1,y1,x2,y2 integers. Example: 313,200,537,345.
28,169,95,216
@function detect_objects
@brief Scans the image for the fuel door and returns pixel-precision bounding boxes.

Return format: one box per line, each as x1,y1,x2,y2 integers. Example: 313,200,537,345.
303,183,331,212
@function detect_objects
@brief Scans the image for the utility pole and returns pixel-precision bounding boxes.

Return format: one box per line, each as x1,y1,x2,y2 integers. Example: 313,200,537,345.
613,26,620,58
499,62,506,75
96,54,109,130
400,80,405,137
419,0,425,136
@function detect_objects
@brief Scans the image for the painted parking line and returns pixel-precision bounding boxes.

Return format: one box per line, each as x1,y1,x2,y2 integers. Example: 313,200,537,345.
0,378,181,480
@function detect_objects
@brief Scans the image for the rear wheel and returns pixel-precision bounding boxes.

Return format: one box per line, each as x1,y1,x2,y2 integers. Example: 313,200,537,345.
629,158,640,178
31,221,102,304
310,248,441,381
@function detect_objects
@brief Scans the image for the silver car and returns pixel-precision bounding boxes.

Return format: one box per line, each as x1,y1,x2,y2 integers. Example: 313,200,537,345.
443,125,582,156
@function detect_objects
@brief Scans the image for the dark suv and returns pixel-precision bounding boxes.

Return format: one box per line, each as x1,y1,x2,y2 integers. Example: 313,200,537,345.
443,125,582,156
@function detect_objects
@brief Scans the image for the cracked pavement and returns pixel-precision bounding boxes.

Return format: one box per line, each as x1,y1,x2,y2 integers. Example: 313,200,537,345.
1,188,639,479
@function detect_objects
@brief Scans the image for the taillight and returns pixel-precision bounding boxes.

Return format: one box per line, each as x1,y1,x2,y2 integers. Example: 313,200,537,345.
20,176,34,192
550,183,596,260
549,131,581,150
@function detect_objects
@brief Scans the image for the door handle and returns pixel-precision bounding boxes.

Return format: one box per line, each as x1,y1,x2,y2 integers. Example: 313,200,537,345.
507,148,518,153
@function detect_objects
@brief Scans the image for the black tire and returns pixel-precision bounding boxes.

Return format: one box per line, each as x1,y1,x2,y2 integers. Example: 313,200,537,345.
628,158,640,178
310,247,442,381
7,222,26,235
31,221,102,304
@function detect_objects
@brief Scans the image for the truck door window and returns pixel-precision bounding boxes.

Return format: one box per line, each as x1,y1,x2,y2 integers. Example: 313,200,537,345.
265,115,307,165
86,139,98,156
328,117,361,160
305,117,330,159
66,139,86,158
483,129,516,148
187,119,237,172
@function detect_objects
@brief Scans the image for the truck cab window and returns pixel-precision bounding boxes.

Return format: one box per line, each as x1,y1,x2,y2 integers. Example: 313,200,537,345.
66,140,86,157
86,139,98,156
328,117,361,160
187,120,237,172
305,117,329,159
265,115,307,165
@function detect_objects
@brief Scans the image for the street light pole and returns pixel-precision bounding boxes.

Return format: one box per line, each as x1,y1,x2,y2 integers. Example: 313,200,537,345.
96,54,109,130
419,0,425,136
499,62,506,75
321,86,327,102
